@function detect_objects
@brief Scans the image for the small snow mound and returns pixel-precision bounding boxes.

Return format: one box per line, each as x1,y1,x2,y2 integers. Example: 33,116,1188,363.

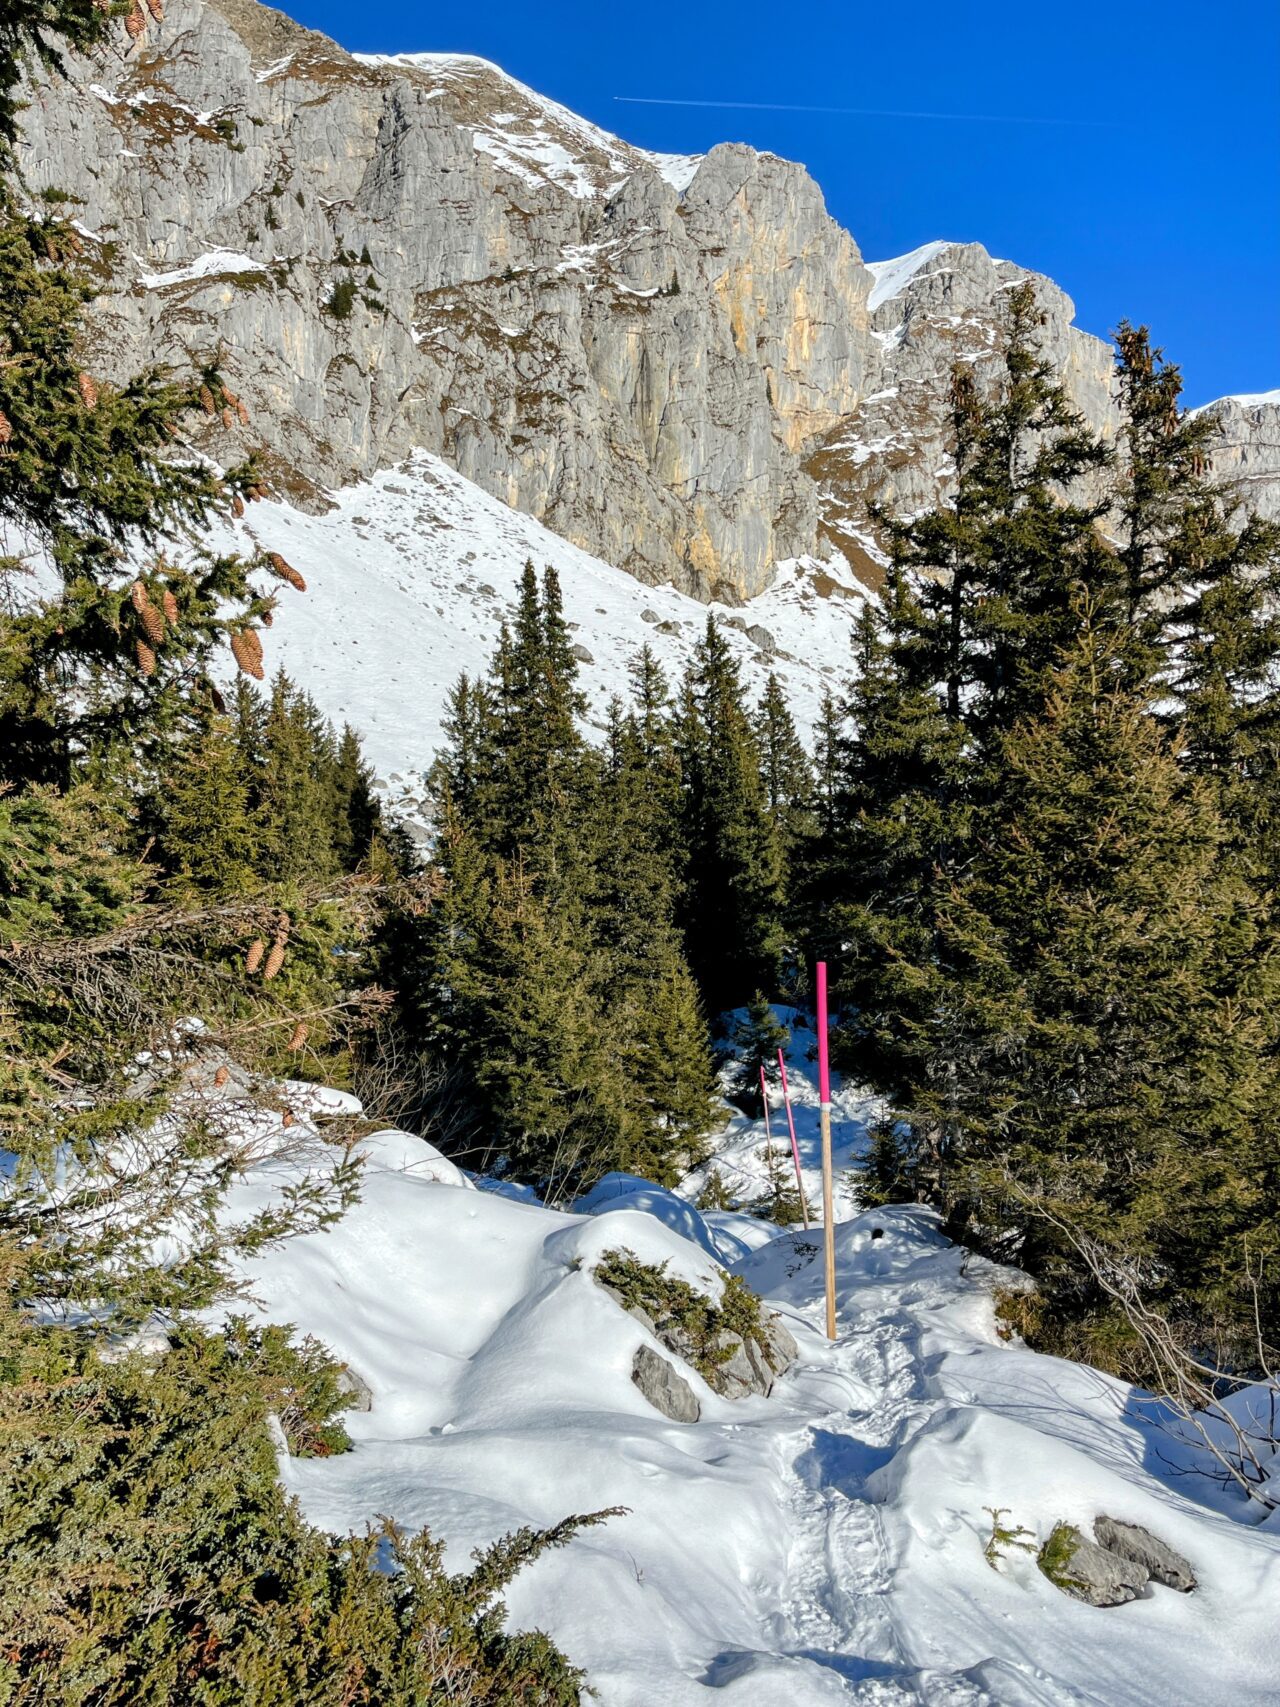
575,1172,724,1260
358,1127,471,1187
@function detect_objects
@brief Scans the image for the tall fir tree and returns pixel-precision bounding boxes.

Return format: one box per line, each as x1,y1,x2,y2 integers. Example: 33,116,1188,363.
918,601,1280,1372
411,602,719,1188
754,671,814,887
158,709,261,894
823,568,970,1104
1113,325,1280,891
730,994,791,1117
256,672,340,879
595,694,716,1175
470,861,628,1194
330,722,381,871
677,618,784,1015
489,562,589,880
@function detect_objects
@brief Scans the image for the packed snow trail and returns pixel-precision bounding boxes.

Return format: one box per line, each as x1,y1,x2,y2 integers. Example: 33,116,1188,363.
228,1077,1280,1705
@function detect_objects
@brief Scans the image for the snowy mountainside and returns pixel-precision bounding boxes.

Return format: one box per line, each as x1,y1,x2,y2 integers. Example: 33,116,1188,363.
205,451,873,806
230,1043,1280,1707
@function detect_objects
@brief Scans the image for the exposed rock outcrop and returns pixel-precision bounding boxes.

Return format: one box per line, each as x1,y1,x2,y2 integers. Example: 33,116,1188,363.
1192,391,1280,525
1038,1517,1198,1606
631,1344,701,1423
1093,1517,1196,1593
1038,1523,1150,1607
21,0,1277,601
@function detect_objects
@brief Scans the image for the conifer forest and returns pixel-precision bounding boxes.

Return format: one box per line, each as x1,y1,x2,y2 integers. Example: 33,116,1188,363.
1,3,1277,1702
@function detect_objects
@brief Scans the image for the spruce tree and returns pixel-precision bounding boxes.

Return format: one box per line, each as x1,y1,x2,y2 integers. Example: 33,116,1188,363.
489,562,588,877
0,119,268,783
922,602,1280,1371
415,609,719,1188
1114,325,1280,888
472,862,627,1193
159,709,260,893
331,723,381,870
730,994,791,1117
432,672,501,848
890,283,1117,754
0,4,379,1328
754,671,814,884
677,618,784,1014
824,569,970,1104
256,672,340,880
587,686,716,1178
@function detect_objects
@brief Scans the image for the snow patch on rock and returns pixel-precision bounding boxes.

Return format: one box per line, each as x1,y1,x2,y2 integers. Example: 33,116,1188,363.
864,238,954,311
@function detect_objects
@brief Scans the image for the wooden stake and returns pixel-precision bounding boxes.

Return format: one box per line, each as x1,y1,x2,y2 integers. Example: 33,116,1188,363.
817,961,837,1340
777,1047,810,1229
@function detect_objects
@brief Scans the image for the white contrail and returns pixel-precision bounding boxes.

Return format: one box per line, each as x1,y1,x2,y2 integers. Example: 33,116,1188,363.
613,96,1112,128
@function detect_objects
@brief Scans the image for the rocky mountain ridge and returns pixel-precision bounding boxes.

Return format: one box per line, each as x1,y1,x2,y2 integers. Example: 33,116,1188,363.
20,0,1279,601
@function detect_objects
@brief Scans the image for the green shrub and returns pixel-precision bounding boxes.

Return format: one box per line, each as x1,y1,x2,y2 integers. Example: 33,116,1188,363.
1037,1522,1087,1594
325,276,357,321
594,1247,767,1379
221,1316,354,1456
0,1298,615,1704
982,1506,1036,1571
695,1172,737,1212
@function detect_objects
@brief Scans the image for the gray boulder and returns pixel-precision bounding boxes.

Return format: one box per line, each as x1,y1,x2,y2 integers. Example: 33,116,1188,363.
746,623,777,655
1094,1517,1196,1592
1038,1523,1149,1607
703,1330,761,1400
336,1363,374,1412
596,1271,796,1401
760,1313,800,1374
632,1345,700,1423
703,1316,797,1399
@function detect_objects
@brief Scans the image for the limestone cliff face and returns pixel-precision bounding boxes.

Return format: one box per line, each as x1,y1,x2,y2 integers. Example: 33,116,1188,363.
805,241,1121,577
19,0,1275,600
20,0,872,599
1192,392,1280,525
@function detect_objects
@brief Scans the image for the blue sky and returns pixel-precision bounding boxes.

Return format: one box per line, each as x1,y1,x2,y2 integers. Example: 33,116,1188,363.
289,0,1278,405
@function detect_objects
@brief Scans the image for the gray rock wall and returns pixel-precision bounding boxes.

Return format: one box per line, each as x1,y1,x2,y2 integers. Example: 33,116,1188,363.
20,0,1276,600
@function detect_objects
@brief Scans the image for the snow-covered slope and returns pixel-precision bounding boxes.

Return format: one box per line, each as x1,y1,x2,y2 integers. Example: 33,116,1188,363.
230,1045,1280,1707
204,451,872,802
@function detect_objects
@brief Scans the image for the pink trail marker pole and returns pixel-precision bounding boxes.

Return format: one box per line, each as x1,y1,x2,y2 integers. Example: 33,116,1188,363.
817,961,836,1339
777,1048,810,1230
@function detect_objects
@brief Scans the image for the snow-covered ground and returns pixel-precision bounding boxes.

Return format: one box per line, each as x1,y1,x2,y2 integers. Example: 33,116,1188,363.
229,1043,1280,1707
201,451,871,807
